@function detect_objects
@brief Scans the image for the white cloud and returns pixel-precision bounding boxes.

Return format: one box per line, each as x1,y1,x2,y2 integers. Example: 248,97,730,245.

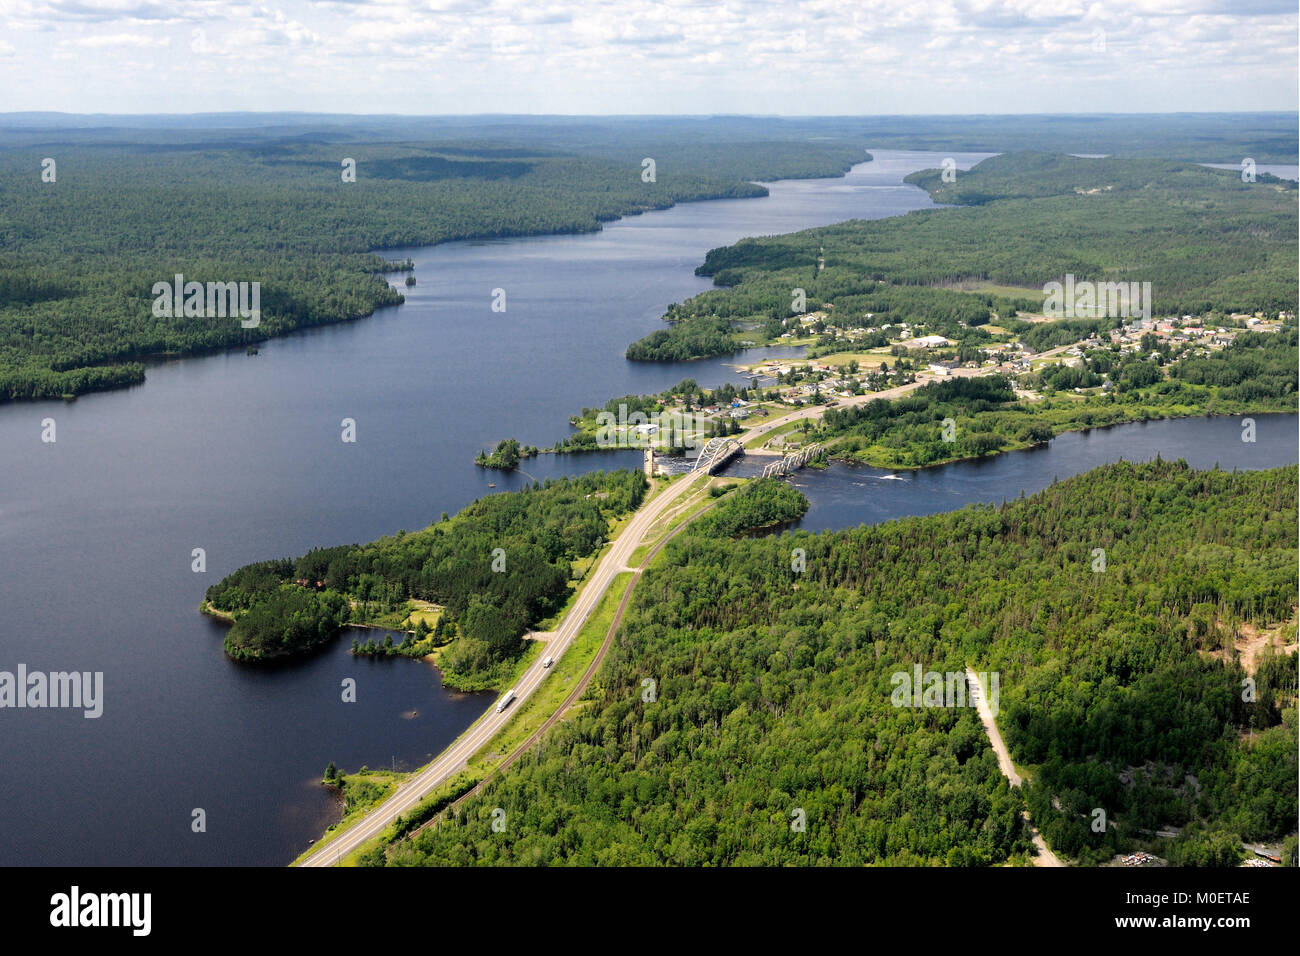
0,0,1293,112
67,30,163,46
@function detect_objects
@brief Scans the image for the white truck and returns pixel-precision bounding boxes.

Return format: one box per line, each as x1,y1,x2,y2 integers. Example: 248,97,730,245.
495,689,517,713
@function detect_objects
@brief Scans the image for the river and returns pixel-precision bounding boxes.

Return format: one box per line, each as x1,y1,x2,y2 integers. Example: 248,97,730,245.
720,414,1297,531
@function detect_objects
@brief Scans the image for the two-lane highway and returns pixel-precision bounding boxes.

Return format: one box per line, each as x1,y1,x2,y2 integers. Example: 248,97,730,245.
297,468,709,865
299,376,976,865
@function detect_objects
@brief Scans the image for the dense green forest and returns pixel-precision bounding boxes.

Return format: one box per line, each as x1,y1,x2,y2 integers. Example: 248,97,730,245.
366,460,1296,866
814,330,1298,468
7,115,1294,398
627,153,1298,361
204,470,646,682
474,438,538,469
696,478,810,537
0,129,868,400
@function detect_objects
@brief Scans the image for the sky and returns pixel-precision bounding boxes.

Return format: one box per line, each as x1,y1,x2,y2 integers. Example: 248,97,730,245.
1,0,1297,115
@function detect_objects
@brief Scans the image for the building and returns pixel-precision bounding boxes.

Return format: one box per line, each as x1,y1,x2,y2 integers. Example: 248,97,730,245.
905,334,952,349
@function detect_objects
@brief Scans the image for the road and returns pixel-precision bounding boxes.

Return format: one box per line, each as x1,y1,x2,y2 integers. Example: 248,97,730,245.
411,481,718,839
297,468,710,866
965,667,1065,867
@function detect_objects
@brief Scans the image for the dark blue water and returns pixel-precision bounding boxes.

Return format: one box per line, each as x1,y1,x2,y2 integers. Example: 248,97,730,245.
719,414,1297,532
0,149,1000,865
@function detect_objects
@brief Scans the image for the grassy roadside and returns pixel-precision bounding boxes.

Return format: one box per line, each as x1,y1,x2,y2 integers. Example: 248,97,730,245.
288,769,405,866
531,473,674,633
420,474,662,689
294,570,638,867
743,418,814,450
292,472,716,866
627,475,726,567
468,571,635,775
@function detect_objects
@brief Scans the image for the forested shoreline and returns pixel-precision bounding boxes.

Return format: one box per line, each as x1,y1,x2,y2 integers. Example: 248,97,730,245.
814,330,1298,468
626,152,1298,362
365,460,1297,866
204,470,647,686
0,129,869,401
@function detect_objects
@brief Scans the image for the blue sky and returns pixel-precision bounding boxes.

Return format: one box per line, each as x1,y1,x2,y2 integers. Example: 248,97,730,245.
1,0,1296,114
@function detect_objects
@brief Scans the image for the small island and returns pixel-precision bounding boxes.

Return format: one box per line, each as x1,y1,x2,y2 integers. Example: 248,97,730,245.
474,437,537,470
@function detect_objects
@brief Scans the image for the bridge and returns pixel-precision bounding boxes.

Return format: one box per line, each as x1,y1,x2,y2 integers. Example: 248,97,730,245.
691,436,744,475
761,442,821,478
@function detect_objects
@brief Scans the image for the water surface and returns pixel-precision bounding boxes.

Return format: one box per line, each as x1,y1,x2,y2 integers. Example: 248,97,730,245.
721,414,1298,532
